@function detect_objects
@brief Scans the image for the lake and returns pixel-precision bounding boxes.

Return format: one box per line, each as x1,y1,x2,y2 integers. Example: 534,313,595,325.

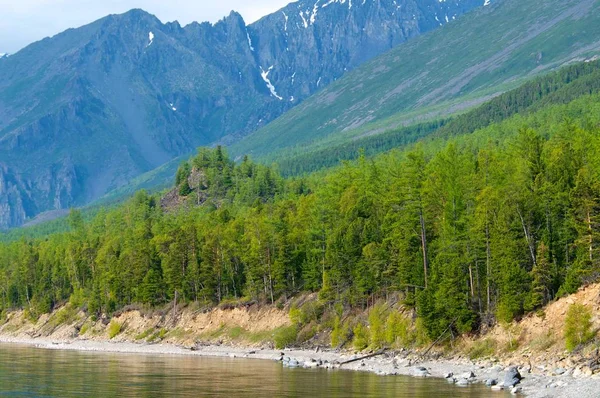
0,344,510,397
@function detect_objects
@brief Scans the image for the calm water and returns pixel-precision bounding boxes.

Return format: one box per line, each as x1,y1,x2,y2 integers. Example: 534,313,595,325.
0,344,509,397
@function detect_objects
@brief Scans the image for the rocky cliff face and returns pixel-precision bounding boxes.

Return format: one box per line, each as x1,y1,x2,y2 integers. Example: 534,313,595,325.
0,0,489,228
248,0,488,115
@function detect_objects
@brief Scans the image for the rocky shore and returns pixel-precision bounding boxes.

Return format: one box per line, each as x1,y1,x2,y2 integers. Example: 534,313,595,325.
1,336,600,397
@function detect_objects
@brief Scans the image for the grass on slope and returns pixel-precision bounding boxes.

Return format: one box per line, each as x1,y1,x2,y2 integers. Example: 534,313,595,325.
230,0,600,161
274,58,600,176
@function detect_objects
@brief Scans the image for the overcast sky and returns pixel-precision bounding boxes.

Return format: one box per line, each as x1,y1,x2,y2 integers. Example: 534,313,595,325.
0,0,292,53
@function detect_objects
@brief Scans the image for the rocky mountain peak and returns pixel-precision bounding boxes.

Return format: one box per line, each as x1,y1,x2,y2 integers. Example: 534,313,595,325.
0,0,491,228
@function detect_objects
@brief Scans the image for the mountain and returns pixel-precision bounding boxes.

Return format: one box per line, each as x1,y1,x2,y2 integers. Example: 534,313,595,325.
0,0,489,229
231,0,600,161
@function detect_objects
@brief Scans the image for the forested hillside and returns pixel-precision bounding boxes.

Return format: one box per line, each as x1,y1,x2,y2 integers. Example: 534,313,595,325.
232,0,600,162
275,59,600,176
0,0,487,229
2,89,600,340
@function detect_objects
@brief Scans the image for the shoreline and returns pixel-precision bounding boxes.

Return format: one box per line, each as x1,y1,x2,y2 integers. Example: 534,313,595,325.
2,336,599,397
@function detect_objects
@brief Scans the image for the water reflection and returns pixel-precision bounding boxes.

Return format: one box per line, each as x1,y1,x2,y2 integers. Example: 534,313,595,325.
0,345,509,397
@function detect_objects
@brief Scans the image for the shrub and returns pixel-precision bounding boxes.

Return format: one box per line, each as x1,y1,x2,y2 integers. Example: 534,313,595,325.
297,322,317,344
331,316,351,348
414,318,430,347
385,311,411,347
79,321,92,336
47,306,77,329
108,321,122,339
352,323,369,351
468,338,497,359
135,328,154,341
289,306,303,325
290,301,325,326
564,303,596,352
504,338,520,353
531,331,556,351
31,297,52,318
69,289,86,309
274,325,298,349
148,328,168,342
228,326,244,339
178,181,192,196
368,305,386,349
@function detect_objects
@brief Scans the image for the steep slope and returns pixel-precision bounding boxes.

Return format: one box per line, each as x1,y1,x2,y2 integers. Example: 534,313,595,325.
243,0,489,122
231,0,600,160
275,58,600,175
0,0,488,229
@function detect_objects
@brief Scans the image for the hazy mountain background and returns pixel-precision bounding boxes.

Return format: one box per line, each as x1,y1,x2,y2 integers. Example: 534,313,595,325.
0,0,490,229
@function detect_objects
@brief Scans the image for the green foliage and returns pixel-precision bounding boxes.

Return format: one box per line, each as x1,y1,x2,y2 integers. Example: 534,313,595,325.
564,304,596,352
148,328,168,342
385,311,412,347
290,301,325,326
413,318,430,347
352,323,369,351
331,316,351,348
273,325,298,349
47,306,77,329
69,289,86,309
3,90,600,344
135,328,154,341
468,338,497,360
178,181,192,197
107,321,122,339
79,321,92,336
297,323,318,344
504,338,521,353
368,304,386,349
531,331,556,351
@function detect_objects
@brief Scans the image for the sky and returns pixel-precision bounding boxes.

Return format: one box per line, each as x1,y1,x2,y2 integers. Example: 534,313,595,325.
0,0,293,53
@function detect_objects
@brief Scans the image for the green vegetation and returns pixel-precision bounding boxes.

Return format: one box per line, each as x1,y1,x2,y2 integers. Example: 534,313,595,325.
78,321,92,336
3,86,600,346
148,328,167,342
274,326,299,349
135,328,155,341
331,316,351,348
385,311,412,347
231,0,600,163
564,304,596,352
531,331,556,351
107,321,122,339
46,306,78,330
352,324,369,351
468,338,497,360
275,59,600,177
368,304,386,349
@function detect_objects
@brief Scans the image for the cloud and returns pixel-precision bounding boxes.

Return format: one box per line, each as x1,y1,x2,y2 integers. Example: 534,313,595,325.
0,0,292,53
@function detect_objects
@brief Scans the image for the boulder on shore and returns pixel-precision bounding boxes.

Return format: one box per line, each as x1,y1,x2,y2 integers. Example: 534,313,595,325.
458,371,476,379
503,367,522,387
413,367,430,377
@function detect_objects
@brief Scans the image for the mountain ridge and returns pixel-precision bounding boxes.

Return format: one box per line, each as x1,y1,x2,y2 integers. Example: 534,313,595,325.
0,0,489,229
231,0,600,160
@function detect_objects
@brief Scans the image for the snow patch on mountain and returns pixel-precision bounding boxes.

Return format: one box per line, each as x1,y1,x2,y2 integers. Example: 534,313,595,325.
247,32,254,51
260,66,283,100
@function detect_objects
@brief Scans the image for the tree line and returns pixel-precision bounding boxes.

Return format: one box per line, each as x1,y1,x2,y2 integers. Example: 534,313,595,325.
273,59,600,178
1,94,600,341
